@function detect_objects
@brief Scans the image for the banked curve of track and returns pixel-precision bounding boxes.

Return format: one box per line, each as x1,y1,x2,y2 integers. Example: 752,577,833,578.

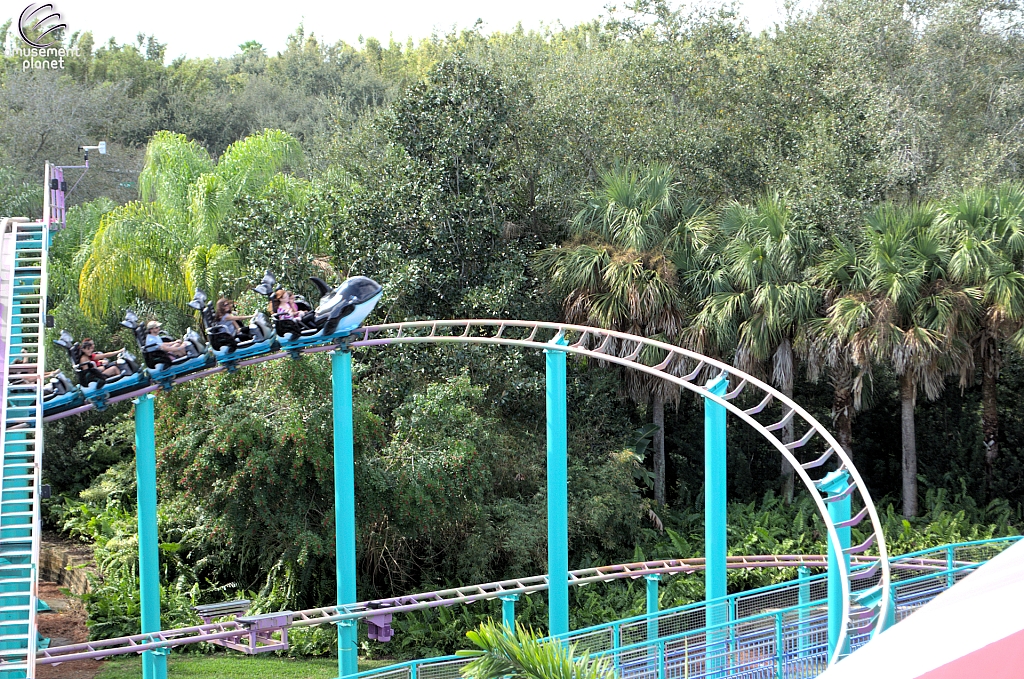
37,551,930,665
42,318,891,664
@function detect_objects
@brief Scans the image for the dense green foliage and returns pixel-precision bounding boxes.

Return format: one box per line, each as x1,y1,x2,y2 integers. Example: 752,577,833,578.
10,0,1024,658
459,622,615,679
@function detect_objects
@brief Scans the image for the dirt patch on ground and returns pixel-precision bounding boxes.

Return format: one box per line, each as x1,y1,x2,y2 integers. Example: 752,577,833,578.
36,580,104,679
40,530,95,594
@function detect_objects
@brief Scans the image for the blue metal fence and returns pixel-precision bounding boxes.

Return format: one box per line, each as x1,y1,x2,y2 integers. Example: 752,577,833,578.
352,537,1021,679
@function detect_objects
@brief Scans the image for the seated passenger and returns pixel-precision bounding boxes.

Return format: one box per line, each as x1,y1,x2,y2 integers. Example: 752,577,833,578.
269,289,300,319
214,298,254,338
79,338,123,378
10,349,60,384
145,321,188,358
269,289,316,328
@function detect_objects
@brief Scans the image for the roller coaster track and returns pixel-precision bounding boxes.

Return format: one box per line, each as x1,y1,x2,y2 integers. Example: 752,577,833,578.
40,318,892,665
34,550,957,665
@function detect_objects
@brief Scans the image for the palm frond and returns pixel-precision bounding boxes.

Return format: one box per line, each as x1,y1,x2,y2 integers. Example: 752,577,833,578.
79,201,189,317
215,129,305,204
460,622,616,679
138,131,215,219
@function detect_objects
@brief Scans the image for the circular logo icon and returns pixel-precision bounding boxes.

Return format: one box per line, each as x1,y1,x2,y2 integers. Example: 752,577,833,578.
18,3,66,48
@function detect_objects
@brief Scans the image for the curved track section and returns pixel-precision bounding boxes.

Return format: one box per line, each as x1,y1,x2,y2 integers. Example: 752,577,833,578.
36,551,937,665
349,319,890,660
42,319,891,663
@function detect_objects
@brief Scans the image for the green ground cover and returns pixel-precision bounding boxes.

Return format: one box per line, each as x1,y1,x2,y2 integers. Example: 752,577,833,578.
94,655,395,679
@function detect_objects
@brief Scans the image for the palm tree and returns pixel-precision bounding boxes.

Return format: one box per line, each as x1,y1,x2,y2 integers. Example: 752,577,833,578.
807,238,874,459
459,622,615,679
829,203,977,518
79,129,303,317
693,192,820,504
537,162,713,507
939,183,1024,491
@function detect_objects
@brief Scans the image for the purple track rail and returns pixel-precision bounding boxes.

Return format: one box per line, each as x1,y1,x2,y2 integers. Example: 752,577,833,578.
35,554,948,665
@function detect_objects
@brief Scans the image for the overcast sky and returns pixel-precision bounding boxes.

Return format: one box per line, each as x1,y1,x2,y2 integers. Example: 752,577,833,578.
3,0,815,60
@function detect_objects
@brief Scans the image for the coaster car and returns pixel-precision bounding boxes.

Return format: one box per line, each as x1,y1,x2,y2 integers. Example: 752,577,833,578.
121,311,216,388
188,289,278,368
53,330,149,408
40,371,86,415
253,271,383,352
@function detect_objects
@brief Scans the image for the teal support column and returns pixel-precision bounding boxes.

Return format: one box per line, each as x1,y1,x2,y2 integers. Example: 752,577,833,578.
820,470,851,660
797,565,811,657
545,336,569,636
500,594,519,630
135,393,167,679
704,374,728,675
884,584,897,630
645,574,661,641
332,351,358,679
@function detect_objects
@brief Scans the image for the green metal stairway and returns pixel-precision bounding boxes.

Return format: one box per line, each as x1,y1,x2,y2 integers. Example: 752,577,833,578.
0,217,49,678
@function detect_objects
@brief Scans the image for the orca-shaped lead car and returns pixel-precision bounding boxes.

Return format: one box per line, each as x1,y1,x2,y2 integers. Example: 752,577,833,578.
254,272,383,352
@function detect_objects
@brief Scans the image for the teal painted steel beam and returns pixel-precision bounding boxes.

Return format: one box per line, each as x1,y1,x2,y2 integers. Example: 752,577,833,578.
500,594,518,630
704,374,728,677
134,393,166,679
704,374,729,606
333,351,358,679
645,574,660,641
797,565,810,657
820,470,851,659
884,584,897,630
545,337,569,636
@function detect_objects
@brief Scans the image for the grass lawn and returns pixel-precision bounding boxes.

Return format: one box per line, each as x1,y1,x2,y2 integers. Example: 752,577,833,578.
95,655,397,678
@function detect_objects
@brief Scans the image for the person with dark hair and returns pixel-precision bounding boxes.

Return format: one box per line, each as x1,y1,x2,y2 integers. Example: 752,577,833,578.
214,298,254,338
79,338,123,378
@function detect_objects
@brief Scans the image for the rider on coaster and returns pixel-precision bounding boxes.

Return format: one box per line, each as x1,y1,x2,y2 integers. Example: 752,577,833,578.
214,298,255,339
269,289,315,327
146,321,189,358
10,348,60,384
79,338,124,379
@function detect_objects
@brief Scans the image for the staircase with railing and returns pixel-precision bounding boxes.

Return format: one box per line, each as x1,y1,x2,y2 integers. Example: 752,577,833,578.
0,215,50,679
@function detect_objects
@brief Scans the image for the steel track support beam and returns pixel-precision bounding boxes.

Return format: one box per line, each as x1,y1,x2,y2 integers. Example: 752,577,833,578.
135,393,167,679
332,351,358,679
704,374,728,677
500,594,519,630
821,469,851,660
645,574,660,641
545,337,569,636
798,565,811,658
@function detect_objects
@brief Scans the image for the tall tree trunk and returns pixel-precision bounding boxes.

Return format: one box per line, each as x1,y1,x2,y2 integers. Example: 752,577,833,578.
652,391,666,507
899,372,918,519
982,338,1000,495
781,382,795,504
831,365,854,459
777,338,796,505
